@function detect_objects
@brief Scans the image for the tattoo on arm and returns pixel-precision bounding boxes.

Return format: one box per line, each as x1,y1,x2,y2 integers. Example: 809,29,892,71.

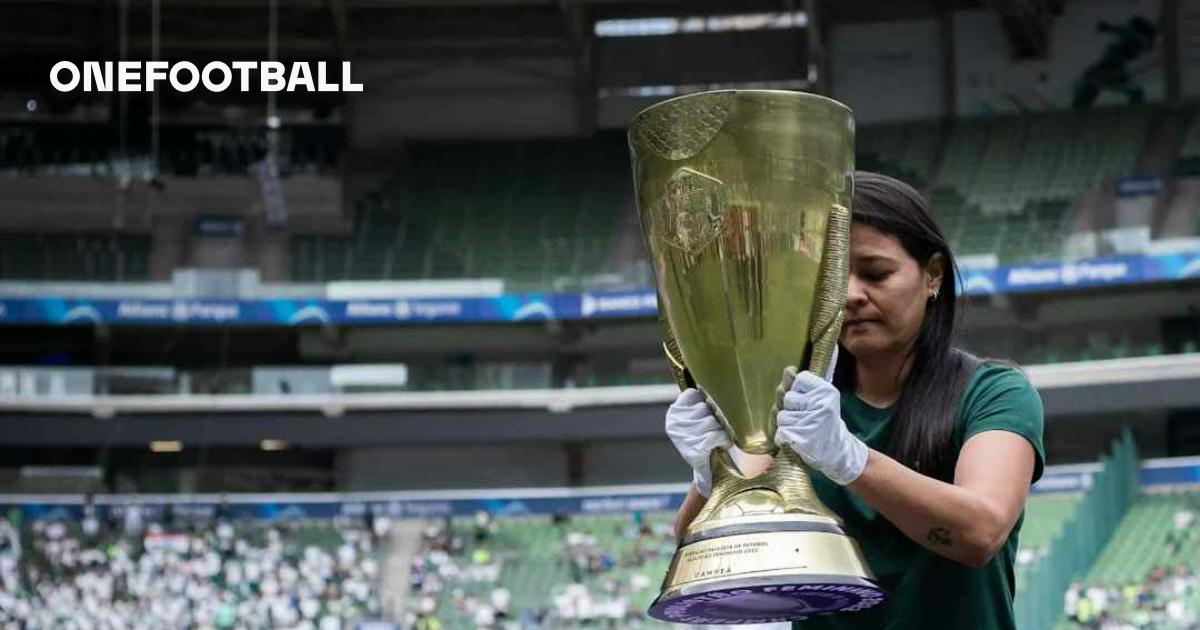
926,526,953,547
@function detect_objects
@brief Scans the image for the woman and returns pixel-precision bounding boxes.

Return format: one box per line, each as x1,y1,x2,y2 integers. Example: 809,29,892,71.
666,171,1045,630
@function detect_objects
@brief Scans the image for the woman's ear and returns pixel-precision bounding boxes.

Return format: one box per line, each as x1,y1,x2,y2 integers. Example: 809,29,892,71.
924,253,945,292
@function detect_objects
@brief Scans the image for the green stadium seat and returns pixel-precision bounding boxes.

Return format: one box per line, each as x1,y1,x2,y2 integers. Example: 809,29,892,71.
291,135,630,286
1082,490,1200,586
417,512,678,627
0,233,151,281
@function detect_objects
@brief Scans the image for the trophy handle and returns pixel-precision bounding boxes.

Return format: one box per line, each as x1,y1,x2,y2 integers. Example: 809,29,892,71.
806,203,852,378
657,293,696,390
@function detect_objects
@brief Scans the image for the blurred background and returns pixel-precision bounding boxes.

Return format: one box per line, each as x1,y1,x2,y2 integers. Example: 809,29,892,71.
0,0,1199,628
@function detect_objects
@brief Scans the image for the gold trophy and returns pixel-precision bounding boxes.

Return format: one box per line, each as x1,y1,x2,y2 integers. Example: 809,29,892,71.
628,90,885,624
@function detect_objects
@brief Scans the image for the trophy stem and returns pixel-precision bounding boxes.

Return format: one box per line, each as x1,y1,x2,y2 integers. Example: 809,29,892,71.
692,447,838,528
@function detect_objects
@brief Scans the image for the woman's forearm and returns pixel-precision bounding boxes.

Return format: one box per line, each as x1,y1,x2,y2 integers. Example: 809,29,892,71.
673,483,706,542
846,448,1017,567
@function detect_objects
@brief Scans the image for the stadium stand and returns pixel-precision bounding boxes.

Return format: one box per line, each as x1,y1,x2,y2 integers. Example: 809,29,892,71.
0,424,1189,630
0,511,384,629
863,107,1158,264
855,120,943,188
1,105,1195,285
1017,432,1141,630
0,122,340,177
1060,489,1200,628
291,137,630,288
0,233,151,281
0,491,1142,630
1016,336,1198,368
1174,110,1200,176
393,497,1111,629
291,104,1180,284
928,108,1152,214
403,511,675,629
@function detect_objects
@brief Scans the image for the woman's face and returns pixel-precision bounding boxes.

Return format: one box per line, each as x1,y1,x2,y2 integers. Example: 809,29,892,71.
840,223,943,360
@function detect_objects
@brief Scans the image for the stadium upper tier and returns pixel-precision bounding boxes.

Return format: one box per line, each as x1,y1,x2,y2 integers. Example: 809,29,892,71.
862,106,1161,262
291,138,632,288
2,105,1198,285
0,233,151,282
1176,112,1200,176
0,121,340,177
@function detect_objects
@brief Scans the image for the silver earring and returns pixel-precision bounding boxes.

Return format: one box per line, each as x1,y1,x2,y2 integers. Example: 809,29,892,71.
929,289,939,301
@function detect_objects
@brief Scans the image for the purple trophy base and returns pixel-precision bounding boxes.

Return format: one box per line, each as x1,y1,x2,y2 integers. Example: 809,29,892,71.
648,576,886,625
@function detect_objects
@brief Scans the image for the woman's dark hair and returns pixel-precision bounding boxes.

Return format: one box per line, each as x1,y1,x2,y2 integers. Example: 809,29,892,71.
831,171,981,482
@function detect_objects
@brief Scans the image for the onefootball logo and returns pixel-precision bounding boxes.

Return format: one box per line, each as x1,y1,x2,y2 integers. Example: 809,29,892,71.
50,61,362,93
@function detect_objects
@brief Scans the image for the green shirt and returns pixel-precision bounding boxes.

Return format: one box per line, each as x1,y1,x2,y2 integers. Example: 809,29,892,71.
794,362,1045,630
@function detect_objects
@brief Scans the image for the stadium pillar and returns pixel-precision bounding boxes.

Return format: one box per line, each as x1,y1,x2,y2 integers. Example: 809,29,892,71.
1162,0,1181,103
149,215,186,280
562,0,596,135
805,0,831,95
938,3,957,121
93,325,112,393
1165,410,1200,457
565,442,585,486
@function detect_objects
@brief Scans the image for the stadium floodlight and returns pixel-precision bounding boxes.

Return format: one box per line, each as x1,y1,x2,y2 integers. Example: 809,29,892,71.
149,440,183,453
595,11,806,38
600,79,811,100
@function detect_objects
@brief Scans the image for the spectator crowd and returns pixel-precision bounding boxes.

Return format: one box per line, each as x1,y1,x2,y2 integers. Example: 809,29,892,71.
403,510,678,630
0,506,385,629
1063,505,1199,629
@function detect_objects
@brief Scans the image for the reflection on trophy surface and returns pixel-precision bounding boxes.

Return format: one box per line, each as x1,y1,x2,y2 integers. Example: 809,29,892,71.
627,90,886,624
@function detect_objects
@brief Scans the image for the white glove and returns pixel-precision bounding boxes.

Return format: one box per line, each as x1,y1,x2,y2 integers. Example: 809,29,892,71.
665,388,732,497
773,365,868,486
821,344,839,382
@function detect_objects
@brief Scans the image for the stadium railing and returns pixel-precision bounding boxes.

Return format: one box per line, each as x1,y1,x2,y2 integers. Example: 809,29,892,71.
1016,428,1140,630
1,354,1198,416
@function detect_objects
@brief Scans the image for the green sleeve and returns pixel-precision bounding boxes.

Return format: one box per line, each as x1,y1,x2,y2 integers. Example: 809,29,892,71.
960,364,1046,483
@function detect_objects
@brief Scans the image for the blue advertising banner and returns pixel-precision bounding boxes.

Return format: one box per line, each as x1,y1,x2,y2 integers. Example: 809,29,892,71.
0,492,684,522
0,250,1196,326
958,249,1200,296
993,255,1142,293
0,294,576,326
194,215,245,238
1142,249,1200,281
579,289,657,319
1115,177,1164,198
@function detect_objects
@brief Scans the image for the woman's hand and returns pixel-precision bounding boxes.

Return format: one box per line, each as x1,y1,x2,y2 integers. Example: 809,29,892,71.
665,388,731,497
774,369,868,486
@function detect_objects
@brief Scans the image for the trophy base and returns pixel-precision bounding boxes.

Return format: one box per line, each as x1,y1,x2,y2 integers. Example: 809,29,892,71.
648,515,886,624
